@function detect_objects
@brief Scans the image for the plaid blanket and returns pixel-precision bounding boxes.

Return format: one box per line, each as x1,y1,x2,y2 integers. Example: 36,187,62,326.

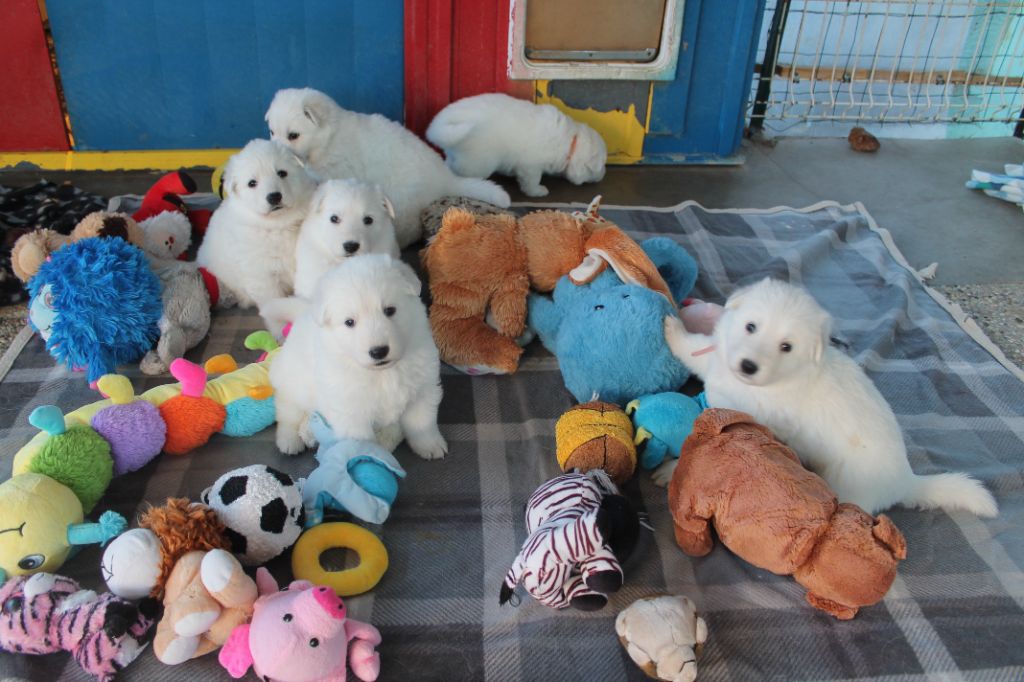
0,201,1021,681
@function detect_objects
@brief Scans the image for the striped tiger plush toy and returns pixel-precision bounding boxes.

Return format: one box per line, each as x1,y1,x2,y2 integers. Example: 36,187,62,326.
0,572,158,681
500,471,640,611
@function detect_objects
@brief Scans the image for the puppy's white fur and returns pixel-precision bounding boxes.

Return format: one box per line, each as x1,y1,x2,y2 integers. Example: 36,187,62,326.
196,139,315,308
426,93,607,198
270,254,447,460
661,278,998,518
294,179,400,299
265,88,510,247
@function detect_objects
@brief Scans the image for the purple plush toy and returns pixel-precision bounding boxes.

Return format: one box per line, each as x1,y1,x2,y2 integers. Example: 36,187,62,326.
0,572,158,681
90,374,166,475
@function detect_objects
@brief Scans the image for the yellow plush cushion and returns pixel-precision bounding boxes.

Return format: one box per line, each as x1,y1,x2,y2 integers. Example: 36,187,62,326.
291,522,388,597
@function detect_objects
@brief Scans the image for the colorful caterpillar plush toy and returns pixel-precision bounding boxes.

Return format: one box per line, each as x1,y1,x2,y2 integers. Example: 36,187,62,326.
1,332,281,582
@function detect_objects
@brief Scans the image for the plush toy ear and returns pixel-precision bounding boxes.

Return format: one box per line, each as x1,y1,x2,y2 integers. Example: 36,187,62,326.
573,228,675,304
255,567,279,595
218,623,254,678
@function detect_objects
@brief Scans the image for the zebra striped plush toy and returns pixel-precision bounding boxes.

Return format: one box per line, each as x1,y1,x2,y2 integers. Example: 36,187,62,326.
500,471,640,611
0,572,158,681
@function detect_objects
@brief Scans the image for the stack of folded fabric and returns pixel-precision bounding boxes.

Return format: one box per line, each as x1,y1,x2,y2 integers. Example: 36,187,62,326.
966,163,1024,210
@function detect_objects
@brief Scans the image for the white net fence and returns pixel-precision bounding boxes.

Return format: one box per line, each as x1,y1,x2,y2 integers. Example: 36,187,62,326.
749,0,1024,130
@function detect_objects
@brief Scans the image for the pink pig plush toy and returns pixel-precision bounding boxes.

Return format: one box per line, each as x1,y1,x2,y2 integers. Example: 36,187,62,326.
218,568,381,682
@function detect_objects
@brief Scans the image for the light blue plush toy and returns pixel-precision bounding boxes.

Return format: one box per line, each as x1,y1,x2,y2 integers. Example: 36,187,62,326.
527,237,699,406
301,413,406,526
626,392,705,469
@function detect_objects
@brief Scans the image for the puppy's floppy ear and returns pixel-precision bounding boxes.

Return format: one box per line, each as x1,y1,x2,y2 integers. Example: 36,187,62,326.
392,259,423,298
380,192,396,220
302,92,328,126
811,310,832,364
314,299,334,328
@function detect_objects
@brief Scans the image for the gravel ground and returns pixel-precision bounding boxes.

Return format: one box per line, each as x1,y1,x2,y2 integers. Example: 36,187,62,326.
0,304,27,360
938,282,1024,371
0,284,1020,372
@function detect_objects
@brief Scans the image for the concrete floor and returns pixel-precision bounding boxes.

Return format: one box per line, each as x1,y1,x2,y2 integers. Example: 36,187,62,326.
5,137,1022,286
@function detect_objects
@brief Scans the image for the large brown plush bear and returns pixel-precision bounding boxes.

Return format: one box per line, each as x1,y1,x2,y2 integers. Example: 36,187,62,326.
12,212,146,282
668,408,907,620
421,197,674,375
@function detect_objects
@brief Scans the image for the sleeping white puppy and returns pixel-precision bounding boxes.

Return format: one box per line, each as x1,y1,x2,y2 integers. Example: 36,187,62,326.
269,254,447,460
265,87,511,248
293,179,400,299
660,277,998,518
196,139,315,308
426,93,607,198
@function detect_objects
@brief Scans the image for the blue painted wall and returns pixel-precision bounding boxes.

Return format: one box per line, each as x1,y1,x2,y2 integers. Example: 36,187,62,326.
643,0,766,161
46,1,404,150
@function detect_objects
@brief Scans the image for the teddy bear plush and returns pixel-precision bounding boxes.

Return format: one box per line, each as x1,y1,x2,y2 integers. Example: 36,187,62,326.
11,211,147,283
135,210,230,375
668,409,907,620
152,549,259,665
219,570,382,682
0,572,158,682
616,594,708,682
421,196,679,375
501,471,640,611
527,237,698,405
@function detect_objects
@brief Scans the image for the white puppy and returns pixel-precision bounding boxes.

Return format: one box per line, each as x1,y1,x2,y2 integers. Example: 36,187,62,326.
270,254,448,460
426,93,607,198
661,278,998,518
265,88,510,248
196,139,315,308
293,179,400,299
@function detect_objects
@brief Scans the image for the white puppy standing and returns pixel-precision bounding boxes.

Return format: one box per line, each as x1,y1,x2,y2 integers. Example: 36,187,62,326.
660,278,998,518
270,254,447,460
196,139,315,308
293,179,400,299
426,93,607,198
265,88,510,248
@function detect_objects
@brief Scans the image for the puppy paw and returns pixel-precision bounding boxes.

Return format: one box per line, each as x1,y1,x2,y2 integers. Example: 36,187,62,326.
651,459,678,487
408,430,448,460
298,416,318,449
522,185,549,198
276,428,305,456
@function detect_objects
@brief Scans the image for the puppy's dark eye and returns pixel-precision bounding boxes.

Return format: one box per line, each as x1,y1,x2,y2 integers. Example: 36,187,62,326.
344,318,355,328
384,306,396,317
269,129,275,137
248,179,258,188
277,170,288,178
780,342,793,353
363,216,374,226
330,215,340,224
309,638,319,648
288,132,299,141
745,322,756,333
593,305,604,311
282,613,293,622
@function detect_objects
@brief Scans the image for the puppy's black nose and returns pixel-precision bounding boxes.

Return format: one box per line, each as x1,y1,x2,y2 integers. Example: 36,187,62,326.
369,345,390,361
740,359,759,375
266,192,283,206
343,241,360,255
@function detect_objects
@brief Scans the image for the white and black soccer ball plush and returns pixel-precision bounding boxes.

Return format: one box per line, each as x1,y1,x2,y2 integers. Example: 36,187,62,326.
202,464,305,565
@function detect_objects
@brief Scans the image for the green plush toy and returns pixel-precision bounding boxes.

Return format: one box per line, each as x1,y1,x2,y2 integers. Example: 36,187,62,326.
0,406,125,583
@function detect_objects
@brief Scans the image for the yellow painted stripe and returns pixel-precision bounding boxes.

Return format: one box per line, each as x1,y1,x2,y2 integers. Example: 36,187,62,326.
0,149,238,171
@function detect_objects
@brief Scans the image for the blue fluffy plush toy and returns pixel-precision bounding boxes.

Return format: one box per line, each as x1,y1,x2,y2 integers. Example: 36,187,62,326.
626,392,705,469
528,237,698,406
302,413,407,526
27,238,162,384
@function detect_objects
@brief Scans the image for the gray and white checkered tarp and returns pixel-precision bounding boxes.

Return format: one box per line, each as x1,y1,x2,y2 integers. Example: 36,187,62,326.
0,201,1021,681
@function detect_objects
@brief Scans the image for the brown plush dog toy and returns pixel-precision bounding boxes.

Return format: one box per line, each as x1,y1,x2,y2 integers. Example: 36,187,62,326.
668,409,907,620
421,196,674,375
11,211,146,282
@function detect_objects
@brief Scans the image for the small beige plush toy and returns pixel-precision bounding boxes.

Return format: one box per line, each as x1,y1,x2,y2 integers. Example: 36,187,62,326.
615,595,708,682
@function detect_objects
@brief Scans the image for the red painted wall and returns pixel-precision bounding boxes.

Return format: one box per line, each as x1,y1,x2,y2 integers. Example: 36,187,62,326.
404,0,531,138
0,0,69,151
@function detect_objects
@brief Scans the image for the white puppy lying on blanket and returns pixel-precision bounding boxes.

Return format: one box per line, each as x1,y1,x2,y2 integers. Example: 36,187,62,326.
661,277,998,518
426,93,607,198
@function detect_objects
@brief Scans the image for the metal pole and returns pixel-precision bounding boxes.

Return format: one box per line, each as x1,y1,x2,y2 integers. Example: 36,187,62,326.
1015,105,1024,139
749,0,791,132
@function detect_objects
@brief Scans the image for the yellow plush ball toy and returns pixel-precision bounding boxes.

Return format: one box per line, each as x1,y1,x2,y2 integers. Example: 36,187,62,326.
555,401,637,484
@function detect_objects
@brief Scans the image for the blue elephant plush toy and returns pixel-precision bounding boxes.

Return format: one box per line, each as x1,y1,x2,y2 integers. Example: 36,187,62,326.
626,392,705,469
527,237,699,406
